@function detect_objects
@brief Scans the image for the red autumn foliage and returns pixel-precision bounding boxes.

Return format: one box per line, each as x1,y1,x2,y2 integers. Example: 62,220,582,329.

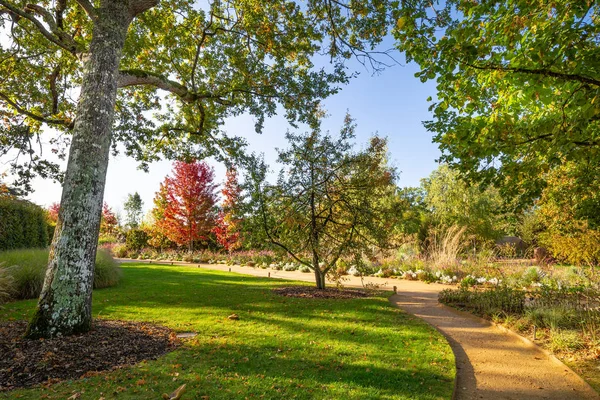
213,168,243,252
158,161,218,251
47,202,60,224
100,202,119,236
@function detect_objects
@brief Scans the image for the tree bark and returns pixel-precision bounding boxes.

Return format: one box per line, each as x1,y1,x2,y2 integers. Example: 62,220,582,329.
314,268,326,290
26,1,131,338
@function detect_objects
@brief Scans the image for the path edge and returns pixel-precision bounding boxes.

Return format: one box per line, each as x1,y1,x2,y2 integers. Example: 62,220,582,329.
440,302,600,399
388,294,460,400
492,322,599,397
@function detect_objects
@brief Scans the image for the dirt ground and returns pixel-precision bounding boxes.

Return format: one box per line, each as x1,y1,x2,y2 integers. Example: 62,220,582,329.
0,320,178,391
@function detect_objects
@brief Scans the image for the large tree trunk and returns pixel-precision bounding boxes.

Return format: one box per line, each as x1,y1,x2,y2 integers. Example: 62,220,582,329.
26,2,131,338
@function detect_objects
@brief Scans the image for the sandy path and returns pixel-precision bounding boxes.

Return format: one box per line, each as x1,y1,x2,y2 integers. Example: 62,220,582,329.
121,260,600,399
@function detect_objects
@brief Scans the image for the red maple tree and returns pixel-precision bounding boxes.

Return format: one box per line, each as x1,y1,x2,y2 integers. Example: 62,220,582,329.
158,161,218,251
100,202,119,236
47,202,60,224
213,168,243,253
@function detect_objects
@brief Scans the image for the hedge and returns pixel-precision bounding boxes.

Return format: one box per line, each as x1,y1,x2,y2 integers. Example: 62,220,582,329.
0,197,49,250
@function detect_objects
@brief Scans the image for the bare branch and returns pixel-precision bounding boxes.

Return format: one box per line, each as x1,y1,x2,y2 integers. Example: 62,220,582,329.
118,69,190,98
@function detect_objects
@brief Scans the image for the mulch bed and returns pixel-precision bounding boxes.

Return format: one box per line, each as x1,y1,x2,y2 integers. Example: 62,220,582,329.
0,320,179,391
273,286,370,299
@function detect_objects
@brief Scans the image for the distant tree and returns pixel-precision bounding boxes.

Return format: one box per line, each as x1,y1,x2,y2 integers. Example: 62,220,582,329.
147,182,174,250
47,202,60,225
394,1,600,207
394,187,431,248
535,163,600,267
213,168,243,253
100,202,119,237
247,116,397,289
421,165,505,244
124,192,144,229
159,161,218,252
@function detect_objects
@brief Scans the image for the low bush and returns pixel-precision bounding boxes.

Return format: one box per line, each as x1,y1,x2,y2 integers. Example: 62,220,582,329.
112,244,128,258
299,265,311,273
0,263,15,303
0,197,49,250
439,286,525,316
550,330,585,353
0,248,121,301
125,228,149,252
94,249,122,289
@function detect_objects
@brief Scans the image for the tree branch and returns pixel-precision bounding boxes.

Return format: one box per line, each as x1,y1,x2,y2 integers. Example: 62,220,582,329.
467,62,600,87
73,0,97,22
0,92,73,128
118,70,190,98
128,0,159,18
0,1,83,54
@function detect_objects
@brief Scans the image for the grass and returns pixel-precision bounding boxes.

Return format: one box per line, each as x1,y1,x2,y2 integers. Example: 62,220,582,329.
0,248,121,301
0,263,455,399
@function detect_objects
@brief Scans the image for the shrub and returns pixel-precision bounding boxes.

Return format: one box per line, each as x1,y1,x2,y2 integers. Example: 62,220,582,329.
0,263,15,303
0,248,49,299
299,265,311,273
0,248,121,301
0,197,49,250
125,228,149,251
524,306,579,330
439,286,525,316
94,249,122,289
98,235,118,245
549,330,585,353
112,244,128,258
427,225,467,269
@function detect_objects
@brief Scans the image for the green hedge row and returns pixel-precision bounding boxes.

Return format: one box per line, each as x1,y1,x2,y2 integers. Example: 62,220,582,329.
0,197,50,250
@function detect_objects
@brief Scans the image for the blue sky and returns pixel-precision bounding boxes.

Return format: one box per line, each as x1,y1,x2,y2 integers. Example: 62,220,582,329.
24,55,440,216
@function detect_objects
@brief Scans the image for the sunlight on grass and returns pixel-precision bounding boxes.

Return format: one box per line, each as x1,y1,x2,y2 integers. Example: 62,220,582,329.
0,263,455,399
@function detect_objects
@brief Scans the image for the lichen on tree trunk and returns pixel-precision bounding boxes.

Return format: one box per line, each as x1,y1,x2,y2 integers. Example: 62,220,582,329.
26,2,131,339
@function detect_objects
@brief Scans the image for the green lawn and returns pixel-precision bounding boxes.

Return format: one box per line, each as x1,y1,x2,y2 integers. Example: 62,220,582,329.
1,263,455,399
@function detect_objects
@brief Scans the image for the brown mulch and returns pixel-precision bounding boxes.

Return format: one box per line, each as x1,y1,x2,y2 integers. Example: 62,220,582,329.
0,320,179,391
273,286,370,299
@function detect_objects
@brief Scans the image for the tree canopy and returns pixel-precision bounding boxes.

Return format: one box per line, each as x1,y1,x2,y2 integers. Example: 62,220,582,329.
247,115,397,289
394,1,600,206
123,192,143,229
158,160,218,251
421,164,506,243
1,0,396,190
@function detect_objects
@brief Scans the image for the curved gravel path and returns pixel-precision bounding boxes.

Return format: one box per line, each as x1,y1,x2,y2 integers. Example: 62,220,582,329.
121,260,600,399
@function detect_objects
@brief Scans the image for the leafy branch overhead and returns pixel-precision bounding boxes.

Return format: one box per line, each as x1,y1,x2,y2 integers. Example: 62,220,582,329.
0,0,397,190
393,1,600,206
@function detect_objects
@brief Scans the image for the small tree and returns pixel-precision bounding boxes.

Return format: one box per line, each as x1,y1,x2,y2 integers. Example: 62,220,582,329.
247,116,397,289
147,183,173,250
100,202,119,237
47,202,60,225
159,161,218,252
123,192,144,229
213,168,243,253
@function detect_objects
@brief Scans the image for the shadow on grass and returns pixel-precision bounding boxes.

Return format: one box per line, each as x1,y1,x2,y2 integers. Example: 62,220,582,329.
1,264,455,400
